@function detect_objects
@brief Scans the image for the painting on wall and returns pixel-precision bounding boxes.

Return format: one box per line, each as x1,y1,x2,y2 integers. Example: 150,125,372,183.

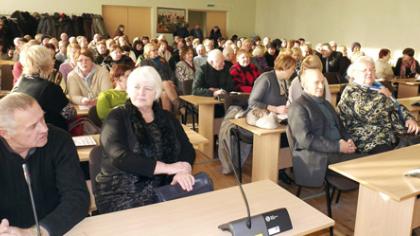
157,7,186,33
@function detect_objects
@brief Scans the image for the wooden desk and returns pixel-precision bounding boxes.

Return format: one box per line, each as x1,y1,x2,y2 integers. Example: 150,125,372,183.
77,127,208,162
328,83,346,107
0,90,10,98
393,79,420,98
398,96,420,120
76,135,100,162
329,145,420,236
230,118,286,182
76,105,90,116
180,95,222,158
66,180,334,236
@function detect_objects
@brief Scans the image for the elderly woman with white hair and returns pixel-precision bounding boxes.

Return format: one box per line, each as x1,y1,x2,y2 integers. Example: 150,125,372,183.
95,66,195,214
338,56,420,154
13,44,75,131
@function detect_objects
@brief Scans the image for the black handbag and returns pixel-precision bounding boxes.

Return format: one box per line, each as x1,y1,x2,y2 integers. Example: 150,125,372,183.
154,172,214,202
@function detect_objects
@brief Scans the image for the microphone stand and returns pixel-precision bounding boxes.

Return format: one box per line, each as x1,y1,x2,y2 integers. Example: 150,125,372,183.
22,164,41,236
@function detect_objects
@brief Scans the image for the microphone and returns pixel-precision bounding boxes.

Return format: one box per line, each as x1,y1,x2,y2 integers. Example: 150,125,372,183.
218,140,293,236
22,164,41,236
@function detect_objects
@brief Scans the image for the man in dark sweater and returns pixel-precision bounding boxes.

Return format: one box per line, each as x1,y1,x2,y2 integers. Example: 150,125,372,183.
0,93,89,236
192,49,234,97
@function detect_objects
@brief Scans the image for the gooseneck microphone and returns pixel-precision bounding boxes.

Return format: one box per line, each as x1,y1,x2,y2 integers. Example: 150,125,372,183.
22,164,41,236
218,136,293,236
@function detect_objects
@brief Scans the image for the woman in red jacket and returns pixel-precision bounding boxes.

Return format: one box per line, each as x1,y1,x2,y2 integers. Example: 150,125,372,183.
229,49,260,93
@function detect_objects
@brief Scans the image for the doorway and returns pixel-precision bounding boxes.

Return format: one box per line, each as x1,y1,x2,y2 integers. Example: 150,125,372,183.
188,10,206,37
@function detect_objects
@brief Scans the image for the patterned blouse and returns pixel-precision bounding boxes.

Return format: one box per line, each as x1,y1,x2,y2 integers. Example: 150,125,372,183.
337,83,413,153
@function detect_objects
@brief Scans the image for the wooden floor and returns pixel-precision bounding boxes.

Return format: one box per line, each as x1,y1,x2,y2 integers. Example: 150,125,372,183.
192,150,358,236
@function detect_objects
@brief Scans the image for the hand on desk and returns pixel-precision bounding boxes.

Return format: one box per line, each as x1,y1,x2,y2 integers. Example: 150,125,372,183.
171,172,195,192
339,139,357,154
0,219,49,236
406,119,420,135
80,97,96,106
267,105,288,115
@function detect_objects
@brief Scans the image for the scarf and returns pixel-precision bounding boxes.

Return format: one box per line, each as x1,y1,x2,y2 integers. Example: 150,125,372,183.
125,99,180,164
400,58,417,77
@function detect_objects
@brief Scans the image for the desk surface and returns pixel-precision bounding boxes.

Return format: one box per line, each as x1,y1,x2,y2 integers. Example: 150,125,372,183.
0,60,14,66
392,78,420,84
180,95,222,106
230,118,286,136
329,144,420,201
0,90,10,98
66,180,334,236
76,105,90,116
398,96,420,112
76,135,100,162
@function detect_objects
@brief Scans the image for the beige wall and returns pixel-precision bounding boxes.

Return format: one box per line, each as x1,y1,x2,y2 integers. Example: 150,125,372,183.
255,0,420,63
1,0,256,39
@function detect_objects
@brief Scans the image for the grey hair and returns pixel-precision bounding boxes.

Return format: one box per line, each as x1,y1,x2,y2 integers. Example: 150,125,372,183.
127,66,162,101
0,93,36,133
207,49,223,64
347,56,374,80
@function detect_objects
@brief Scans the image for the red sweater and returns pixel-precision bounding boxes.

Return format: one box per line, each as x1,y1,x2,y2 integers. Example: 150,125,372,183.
229,63,260,93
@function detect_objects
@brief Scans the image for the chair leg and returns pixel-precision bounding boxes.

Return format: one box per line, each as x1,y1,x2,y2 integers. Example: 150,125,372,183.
325,183,334,236
335,190,342,204
191,106,196,131
234,128,242,183
330,187,336,203
296,186,302,197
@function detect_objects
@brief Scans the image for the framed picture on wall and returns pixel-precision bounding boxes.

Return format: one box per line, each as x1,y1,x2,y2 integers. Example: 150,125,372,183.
157,7,186,33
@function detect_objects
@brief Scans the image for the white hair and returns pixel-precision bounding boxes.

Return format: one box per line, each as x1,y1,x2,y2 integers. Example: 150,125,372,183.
19,44,54,78
347,56,374,80
126,66,162,101
207,49,223,63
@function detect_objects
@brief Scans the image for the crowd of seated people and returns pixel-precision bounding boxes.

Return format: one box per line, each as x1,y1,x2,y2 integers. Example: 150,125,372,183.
4,23,420,229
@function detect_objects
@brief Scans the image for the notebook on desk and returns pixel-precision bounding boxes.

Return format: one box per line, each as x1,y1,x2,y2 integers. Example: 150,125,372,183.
72,136,97,147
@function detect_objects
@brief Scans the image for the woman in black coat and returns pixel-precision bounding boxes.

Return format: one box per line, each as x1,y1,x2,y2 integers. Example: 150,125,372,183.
95,66,195,214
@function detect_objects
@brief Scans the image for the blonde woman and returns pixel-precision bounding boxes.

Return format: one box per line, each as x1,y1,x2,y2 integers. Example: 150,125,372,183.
13,45,75,131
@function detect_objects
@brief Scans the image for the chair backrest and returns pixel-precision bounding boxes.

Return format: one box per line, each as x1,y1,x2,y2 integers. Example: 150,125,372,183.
223,93,250,111
179,79,193,95
285,125,295,151
324,72,341,84
88,105,103,128
89,146,103,194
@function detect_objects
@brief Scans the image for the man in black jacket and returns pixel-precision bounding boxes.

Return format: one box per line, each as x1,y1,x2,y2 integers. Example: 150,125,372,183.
320,43,347,83
288,66,362,187
0,93,89,236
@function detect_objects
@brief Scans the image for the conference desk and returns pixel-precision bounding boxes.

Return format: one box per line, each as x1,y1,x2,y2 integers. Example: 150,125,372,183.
328,83,346,107
398,96,420,120
230,118,287,182
180,95,222,158
393,78,420,98
76,125,209,162
66,180,334,236
329,144,420,236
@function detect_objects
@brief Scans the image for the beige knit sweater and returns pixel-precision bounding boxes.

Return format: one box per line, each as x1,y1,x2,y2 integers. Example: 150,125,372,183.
67,65,112,105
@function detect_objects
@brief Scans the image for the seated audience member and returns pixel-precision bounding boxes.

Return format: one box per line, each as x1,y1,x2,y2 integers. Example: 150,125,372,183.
338,56,420,154
55,40,67,65
88,33,102,51
67,49,112,105
394,48,420,78
103,45,134,70
169,39,186,71
251,45,270,73
375,48,394,81
13,45,75,131
132,40,144,60
209,26,222,42
248,54,296,114
95,66,195,214
94,40,109,65
193,49,234,97
300,43,313,58
203,39,214,53
175,47,195,95
336,45,351,79
96,64,132,121
264,42,278,69
193,44,207,69
59,42,81,93
349,42,365,63
288,55,332,104
319,43,346,83
288,61,362,187
12,40,38,85
223,46,235,69
158,40,172,62
141,43,180,112
0,93,89,235
230,49,260,93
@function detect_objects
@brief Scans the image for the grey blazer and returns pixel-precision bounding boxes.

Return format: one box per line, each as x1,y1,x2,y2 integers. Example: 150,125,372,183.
288,93,349,187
